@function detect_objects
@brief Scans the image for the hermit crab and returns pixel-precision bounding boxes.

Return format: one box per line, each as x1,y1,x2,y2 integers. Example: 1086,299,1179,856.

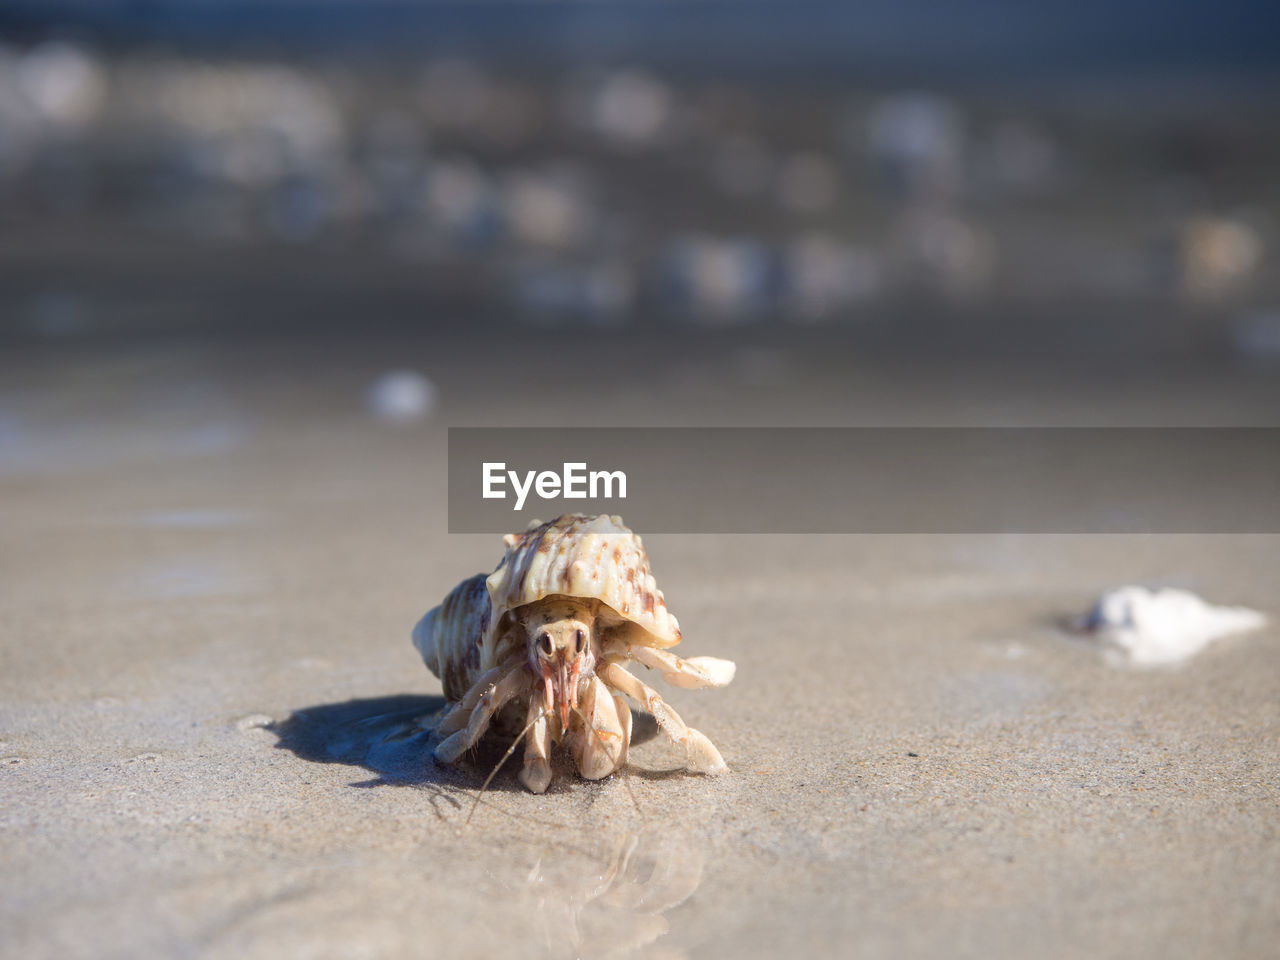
412,514,735,793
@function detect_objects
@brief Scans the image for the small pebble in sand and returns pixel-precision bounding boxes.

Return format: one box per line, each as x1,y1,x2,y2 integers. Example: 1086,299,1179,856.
235,713,275,732
1076,585,1266,666
366,370,437,424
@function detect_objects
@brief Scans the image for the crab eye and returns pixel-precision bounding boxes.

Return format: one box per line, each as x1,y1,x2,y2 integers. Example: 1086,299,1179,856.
575,629,585,654
537,633,553,656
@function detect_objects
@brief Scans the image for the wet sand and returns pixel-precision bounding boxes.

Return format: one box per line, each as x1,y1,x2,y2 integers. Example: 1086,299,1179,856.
2,333,1277,959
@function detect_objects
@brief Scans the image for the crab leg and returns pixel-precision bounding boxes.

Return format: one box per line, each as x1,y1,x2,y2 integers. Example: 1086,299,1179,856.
567,676,631,780
597,661,727,774
520,696,553,794
434,660,528,764
437,662,511,735
622,645,736,690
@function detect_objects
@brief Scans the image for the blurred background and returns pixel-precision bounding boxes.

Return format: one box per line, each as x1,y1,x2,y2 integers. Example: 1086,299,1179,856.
2,0,1279,367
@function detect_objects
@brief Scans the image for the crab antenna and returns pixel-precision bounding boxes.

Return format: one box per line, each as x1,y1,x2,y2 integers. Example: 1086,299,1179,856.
558,660,571,731
466,706,549,827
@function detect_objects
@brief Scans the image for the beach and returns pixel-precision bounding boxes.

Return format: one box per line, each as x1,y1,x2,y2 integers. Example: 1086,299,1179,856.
2,331,1277,959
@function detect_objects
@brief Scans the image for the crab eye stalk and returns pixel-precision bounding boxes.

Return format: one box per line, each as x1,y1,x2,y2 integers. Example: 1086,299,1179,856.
575,629,585,654
537,633,553,657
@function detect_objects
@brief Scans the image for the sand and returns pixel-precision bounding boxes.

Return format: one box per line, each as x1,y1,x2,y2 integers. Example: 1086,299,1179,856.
2,332,1278,959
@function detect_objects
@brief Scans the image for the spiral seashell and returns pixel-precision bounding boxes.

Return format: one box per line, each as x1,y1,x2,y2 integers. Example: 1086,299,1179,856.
485,514,682,650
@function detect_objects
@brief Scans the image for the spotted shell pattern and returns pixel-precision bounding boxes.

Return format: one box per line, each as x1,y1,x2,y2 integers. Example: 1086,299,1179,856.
486,514,681,647
414,514,682,701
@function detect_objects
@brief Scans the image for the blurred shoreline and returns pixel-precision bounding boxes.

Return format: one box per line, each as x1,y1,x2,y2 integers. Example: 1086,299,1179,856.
4,1,1280,82
4,38,1280,366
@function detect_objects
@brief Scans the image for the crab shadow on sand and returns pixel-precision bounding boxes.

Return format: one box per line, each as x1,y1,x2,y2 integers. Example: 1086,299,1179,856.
270,693,665,802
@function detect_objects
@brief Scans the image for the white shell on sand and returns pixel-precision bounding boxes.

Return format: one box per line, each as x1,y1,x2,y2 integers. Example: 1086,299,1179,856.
1079,585,1266,666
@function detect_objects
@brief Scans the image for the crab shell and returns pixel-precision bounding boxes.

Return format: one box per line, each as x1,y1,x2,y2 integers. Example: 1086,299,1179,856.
413,514,682,702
